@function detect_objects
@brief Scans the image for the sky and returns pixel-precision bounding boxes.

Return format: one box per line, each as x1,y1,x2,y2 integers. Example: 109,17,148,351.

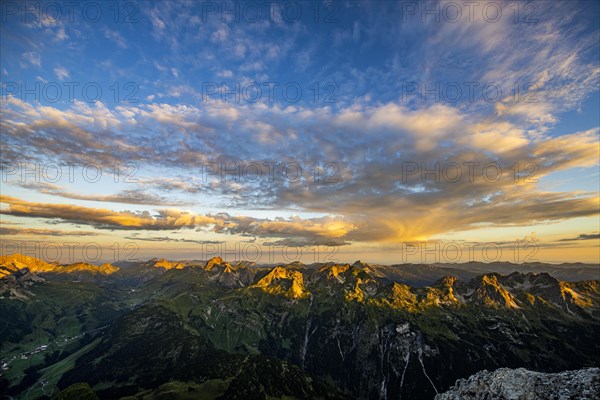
0,0,599,265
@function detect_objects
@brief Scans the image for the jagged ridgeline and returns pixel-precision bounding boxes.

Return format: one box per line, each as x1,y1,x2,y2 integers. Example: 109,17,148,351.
1,254,599,399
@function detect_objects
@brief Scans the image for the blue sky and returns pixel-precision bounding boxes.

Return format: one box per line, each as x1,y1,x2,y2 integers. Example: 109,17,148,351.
1,1,599,264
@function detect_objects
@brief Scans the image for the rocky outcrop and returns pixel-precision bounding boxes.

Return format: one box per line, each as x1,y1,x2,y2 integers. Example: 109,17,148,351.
0,253,57,276
145,258,184,270
0,253,119,277
203,256,256,287
0,267,45,299
203,256,228,271
57,262,119,275
436,367,600,400
253,265,310,299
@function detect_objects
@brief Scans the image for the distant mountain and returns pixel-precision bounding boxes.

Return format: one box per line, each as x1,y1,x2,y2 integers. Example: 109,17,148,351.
0,253,118,278
434,261,600,282
0,253,57,277
1,254,599,399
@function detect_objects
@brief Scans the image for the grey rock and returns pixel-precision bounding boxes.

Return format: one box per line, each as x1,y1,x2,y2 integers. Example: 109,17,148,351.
436,367,600,400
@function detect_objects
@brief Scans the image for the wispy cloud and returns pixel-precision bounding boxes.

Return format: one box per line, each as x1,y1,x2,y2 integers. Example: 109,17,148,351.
18,182,193,207
558,233,600,242
103,28,128,49
0,226,99,237
124,236,224,245
21,51,41,67
53,66,70,80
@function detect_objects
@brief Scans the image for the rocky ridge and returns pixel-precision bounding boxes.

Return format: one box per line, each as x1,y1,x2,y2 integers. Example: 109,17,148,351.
435,367,600,400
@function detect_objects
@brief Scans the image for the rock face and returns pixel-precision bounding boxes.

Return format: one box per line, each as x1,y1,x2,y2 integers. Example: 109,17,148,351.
253,265,310,298
435,367,600,400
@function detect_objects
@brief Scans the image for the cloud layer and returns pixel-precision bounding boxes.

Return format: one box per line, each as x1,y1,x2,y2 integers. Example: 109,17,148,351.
1,0,598,253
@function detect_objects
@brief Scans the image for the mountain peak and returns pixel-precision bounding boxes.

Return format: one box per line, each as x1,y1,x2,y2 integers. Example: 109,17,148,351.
253,266,310,299
387,282,418,308
0,253,56,273
318,263,352,280
206,261,248,288
465,274,520,309
204,256,228,271
148,258,184,270
435,276,459,287
60,262,120,275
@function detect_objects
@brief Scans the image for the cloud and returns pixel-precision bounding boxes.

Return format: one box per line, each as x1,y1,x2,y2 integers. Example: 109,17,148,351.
147,7,166,38
216,215,357,240
21,52,41,67
516,232,540,244
210,25,229,43
17,182,193,207
263,238,351,247
0,196,357,243
558,233,600,242
0,195,220,231
1,1,598,247
217,70,233,78
124,236,224,245
54,27,68,42
54,66,70,80
103,28,128,49
1,96,598,242
0,226,99,237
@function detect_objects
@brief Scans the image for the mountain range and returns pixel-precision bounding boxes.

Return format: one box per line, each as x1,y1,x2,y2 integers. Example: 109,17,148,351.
1,253,599,399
